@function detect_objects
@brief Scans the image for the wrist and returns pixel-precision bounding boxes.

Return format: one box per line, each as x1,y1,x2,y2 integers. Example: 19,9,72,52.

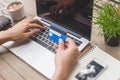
52,68,69,80
0,31,11,42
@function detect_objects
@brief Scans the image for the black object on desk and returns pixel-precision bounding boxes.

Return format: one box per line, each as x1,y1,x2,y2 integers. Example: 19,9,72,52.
0,15,11,31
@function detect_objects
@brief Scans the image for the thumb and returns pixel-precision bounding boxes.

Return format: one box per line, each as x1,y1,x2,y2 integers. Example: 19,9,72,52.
58,39,65,51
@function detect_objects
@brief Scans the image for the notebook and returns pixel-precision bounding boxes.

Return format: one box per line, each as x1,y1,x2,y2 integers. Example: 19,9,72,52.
69,45,120,80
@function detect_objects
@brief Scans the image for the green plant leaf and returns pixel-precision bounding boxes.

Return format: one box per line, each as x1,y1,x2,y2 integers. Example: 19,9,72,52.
93,3,120,42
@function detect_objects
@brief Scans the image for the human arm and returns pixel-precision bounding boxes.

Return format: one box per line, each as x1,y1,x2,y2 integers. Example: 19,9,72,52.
0,18,45,45
51,38,81,80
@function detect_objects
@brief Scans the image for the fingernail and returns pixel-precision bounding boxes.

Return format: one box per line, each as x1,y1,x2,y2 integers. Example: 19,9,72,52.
59,39,63,43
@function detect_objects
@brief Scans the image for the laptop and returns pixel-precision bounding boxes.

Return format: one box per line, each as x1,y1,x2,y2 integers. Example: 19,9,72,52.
3,0,94,79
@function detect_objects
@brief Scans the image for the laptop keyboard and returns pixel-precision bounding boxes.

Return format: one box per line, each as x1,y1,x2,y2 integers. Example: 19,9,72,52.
67,35,82,46
30,27,56,53
30,26,82,53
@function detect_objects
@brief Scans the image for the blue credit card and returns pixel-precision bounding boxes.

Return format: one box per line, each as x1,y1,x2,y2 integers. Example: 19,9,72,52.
47,29,66,44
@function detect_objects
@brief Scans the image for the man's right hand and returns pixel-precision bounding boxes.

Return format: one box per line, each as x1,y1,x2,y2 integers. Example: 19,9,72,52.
52,38,81,80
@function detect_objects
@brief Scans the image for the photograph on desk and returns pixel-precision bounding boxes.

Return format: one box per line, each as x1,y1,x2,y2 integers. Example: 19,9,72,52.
74,59,107,80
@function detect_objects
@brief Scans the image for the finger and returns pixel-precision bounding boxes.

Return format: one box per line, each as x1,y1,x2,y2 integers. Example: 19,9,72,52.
21,17,34,25
58,39,65,50
26,23,45,30
25,29,39,38
26,17,33,20
29,18,44,26
18,17,30,23
66,38,76,47
22,17,32,22
54,43,59,49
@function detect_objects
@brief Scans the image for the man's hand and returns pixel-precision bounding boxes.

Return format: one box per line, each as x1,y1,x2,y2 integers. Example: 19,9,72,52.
50,0,76,20
6,18,45,42
0,17,45,45
52,38,81,80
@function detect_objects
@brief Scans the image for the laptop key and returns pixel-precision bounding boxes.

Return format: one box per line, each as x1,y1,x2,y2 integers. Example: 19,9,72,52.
47,46,53,50
37,35,42,39
30,36,49,48
33,33,39,37
75,41,81,46
51,48,56,53
44,39,48,43
41,37,45,41
67,35,82,46
47,46,54,52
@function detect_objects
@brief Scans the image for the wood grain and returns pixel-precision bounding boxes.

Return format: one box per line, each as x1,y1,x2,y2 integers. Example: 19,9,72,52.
0,57,24,80
1,52,48,80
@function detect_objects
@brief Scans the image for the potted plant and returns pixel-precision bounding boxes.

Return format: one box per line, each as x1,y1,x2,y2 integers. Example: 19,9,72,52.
93,3,120,46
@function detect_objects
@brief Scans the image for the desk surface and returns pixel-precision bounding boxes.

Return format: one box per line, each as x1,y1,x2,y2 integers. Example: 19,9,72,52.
0,0,120,80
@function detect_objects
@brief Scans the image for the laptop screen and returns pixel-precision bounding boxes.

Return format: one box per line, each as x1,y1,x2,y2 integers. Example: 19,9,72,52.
35,0,93,40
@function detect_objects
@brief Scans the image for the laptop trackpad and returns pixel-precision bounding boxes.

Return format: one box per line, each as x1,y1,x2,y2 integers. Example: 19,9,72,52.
3,40,55,79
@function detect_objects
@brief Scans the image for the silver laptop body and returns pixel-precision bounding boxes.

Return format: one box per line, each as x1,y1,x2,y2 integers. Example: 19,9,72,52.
3,0,93,79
